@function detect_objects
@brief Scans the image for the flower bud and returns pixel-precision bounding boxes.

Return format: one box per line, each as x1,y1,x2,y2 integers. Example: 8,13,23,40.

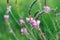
31,19,40,30
21,28,28,34
31,19,37,27
20,19,24,25
7,5,11,12
26,18,30,22
31,20,36,24
4,14,9,19
44,6,50,13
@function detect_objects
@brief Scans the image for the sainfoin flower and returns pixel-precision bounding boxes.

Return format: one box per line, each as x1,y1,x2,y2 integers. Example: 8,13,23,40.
20,18,24,25
26,17,33,23
26,18,30,22
4,14,9,19
7,5,11,12
31,20,36,25
21,28,28,34
31,19,40,29
44,6,50,13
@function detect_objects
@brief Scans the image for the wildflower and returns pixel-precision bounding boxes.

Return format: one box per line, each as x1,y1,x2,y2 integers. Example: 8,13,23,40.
26,18,30,22
21,28,28,34
31,19,36,24
31,19,40,30
4,14,9,19
26,17,33,23
7,5,11,11
44,6,50,13
36,20,40,30
20,18,24,25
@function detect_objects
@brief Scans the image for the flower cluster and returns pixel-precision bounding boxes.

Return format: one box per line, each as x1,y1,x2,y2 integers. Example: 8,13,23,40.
20,5,51,35
20,18,25,25
20,16,40,34
26,17,40,28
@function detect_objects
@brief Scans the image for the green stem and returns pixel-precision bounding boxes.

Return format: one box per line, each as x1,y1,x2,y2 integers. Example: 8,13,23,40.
42,17,56,39
55,32,60,40
38,28,46,40
25,33,34,40
10,11,20,26
48,14,57,31
5,20,19,40
24,24,37,40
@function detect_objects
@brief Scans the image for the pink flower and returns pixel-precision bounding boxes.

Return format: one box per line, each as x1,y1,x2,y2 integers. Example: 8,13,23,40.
32,21,37,26
31,19,40,29
20,19,24,25
36,20,40,26
7,5,11,12
44,6,50,13
26,17,33,23
4,14,9,19
31,20,36,24
31,19,37,27
36,20,40,29
26,18,30,22
21,28,27,34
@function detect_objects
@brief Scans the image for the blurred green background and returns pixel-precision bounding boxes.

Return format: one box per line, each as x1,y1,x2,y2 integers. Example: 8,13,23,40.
0,0,60,40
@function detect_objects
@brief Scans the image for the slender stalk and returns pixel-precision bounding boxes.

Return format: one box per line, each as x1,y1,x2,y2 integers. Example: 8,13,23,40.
34,11,39,17
48,14,57,31
34,2,42,18
5,20,18,40
44,0,46,6
54,8,60,28
28,0,37,16
25,33,34,40
37,0,40,8
38,28,46,40
56,34,59,40
42,16,56,39
15,3,20,17
38,33,43,40
55,14,60,16
10,11,20,26
34,0,42,18
34,10,44,20
24,24,37,40
54,8,60,40
7,0,9,4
